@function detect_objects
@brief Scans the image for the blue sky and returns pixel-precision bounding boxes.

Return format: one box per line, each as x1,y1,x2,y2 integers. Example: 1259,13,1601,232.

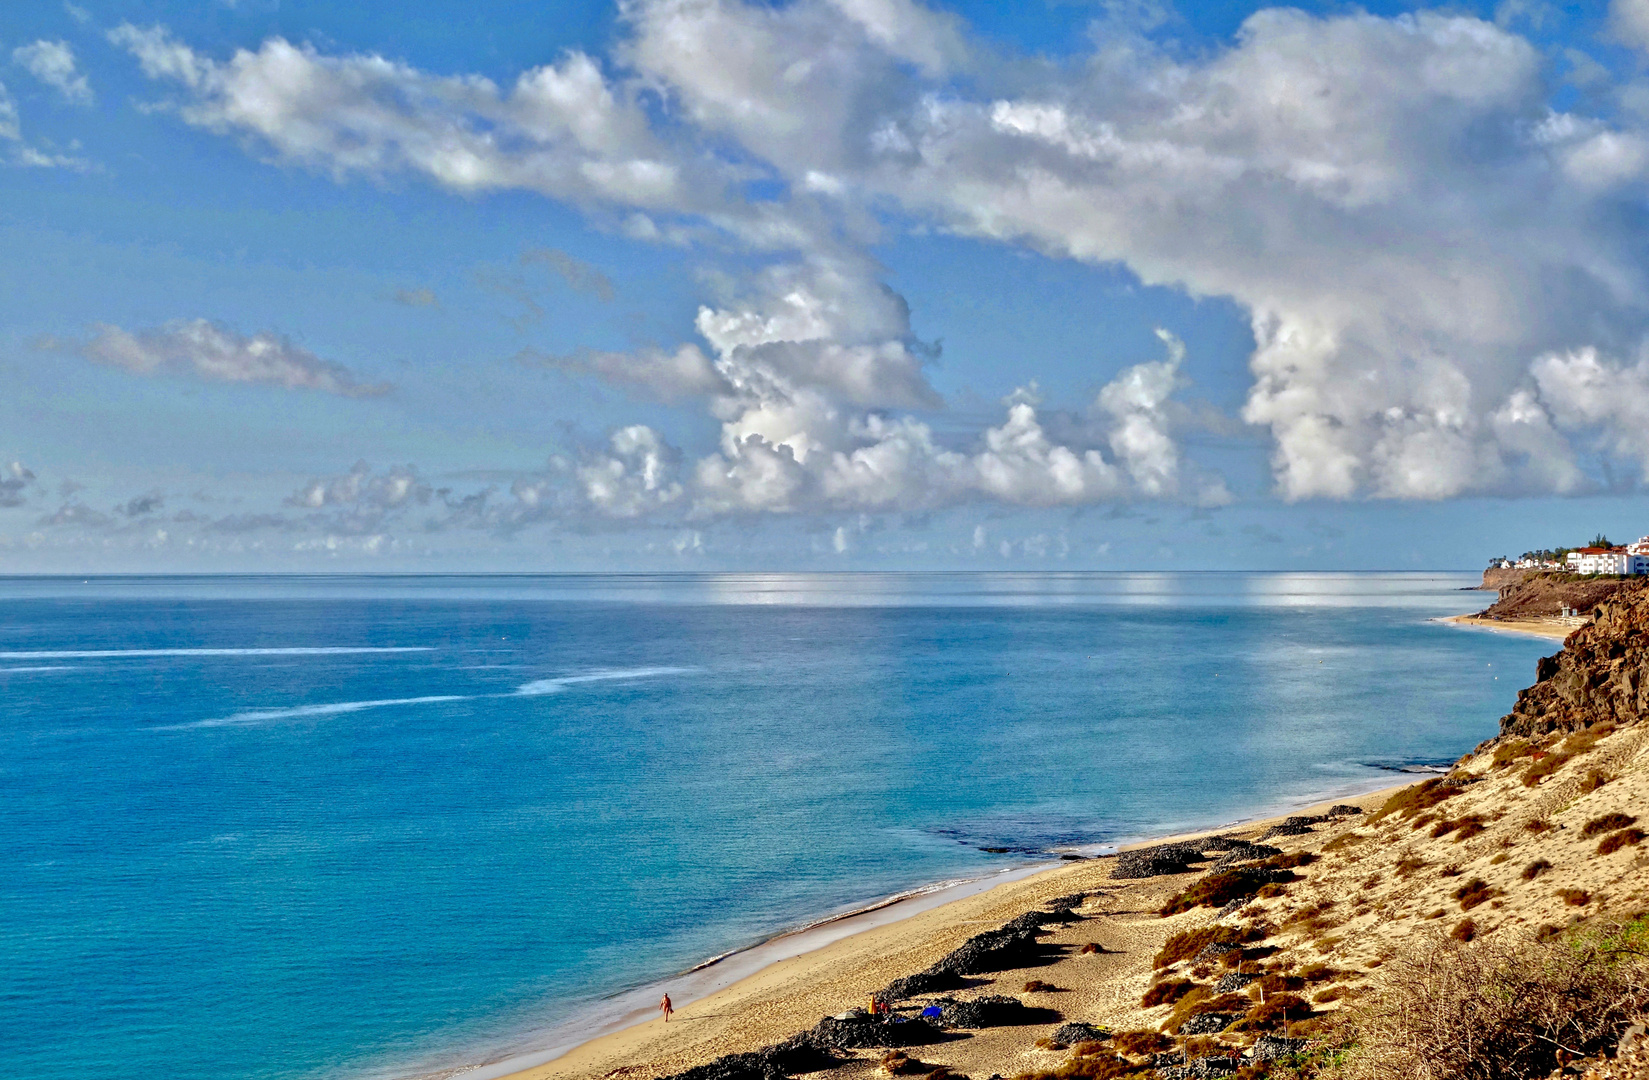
3,0,1649,571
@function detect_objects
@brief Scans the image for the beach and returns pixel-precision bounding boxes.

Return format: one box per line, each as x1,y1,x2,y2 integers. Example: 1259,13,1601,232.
1439,612,1578,641
502,683,1649,1079
487,788,1408,1080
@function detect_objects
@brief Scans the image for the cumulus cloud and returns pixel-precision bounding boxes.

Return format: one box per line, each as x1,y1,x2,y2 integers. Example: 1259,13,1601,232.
106,23,708,213
110,1,1649,506
13,40,93,104
286,461,430,511
80,320,389,396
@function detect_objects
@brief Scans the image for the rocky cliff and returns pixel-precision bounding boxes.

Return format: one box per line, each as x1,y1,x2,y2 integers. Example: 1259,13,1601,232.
1475,570,1632,620
1500,579,1649,739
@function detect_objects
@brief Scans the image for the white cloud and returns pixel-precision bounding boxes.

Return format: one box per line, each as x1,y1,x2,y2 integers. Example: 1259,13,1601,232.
0,461,36,508
111,3,1649,506
107,24,703,213
530,344,730,401
1612,0,1649,52
0,81,18,141
13,40,93,104
81,320,389,396
577,425,685,516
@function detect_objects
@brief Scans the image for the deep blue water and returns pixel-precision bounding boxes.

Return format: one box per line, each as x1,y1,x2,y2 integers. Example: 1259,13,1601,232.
0,573,1550,1080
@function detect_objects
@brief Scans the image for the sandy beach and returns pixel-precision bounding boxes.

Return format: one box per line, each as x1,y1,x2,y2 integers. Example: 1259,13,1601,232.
484,694,1649,1080
484,787,1408,1080
1438,612,1578,641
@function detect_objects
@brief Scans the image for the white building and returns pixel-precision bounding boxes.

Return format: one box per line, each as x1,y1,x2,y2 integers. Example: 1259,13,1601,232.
1567,548,1645,575
1630,536,1649,557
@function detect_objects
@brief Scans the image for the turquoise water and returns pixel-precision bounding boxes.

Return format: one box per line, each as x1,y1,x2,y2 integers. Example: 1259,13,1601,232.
0,573,1548,1080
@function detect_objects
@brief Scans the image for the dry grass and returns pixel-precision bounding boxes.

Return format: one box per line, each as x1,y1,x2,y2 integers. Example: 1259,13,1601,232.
1159,869,1299,916
1322,833,1365,853
1521,859,1552,882
1524,818,1552,833
1371,779,1461,823
1598,829,1647,856
1139,978,1195,1008
1582,813,1638,839
1153,924,1260,969
1344,924,1649,1080
1109,1030,1172,1056
1394,855,1426,879
1559,888,1592,906
1579,770,1612,795
1451,918,1478,942
1453,878,1498,911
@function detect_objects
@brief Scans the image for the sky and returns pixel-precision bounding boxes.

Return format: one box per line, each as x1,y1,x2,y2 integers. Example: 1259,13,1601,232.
5,0,1649,571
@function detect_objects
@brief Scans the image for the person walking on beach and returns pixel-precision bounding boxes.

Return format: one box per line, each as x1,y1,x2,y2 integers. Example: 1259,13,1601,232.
659,992,674,1023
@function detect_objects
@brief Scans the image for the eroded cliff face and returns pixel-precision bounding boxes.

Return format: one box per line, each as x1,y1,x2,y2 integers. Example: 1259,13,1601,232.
1500,580,1649,739
1477,571,1633,619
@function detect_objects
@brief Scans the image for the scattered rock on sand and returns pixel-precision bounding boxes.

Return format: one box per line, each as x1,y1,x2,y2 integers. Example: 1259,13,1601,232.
937,994,1032,1028
1157,1055,1240,1078
1327,804,1363,816
1252,1035,1310,1061
1178,1012,1239,1035
1050,1022,1108,1045
1111,842,1209,879
810,1014,944,1049
1214,971,1260,993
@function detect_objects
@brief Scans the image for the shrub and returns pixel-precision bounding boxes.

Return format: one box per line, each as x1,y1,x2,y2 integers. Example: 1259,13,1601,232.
1140,978,1195,1008
1523,752,1571,787
1370,778,1460,823
1524,818,1552,833
1240,992,1312,1031
1563,724,1616,755
1491,739,1533,768
1110,1030,1173,1056
1451,918,1477,942
1521,859,1552,881
1263,851,1319,869
1313,986,1347,1004
1159,868,1299,916
1582,812,1637,838
1256,883,1288,899
1598,829,1647,856
1344,927,1649,1080
1253,971,1307,995
1439,863,1464,877
1453,878,1497,910
1010,1057,1145,1080
1298,962,1341,983
1154,924,1259,968
1559,888,1592,906
1579,770,1611,795
1322,833,1365,853
1431,815,1489,841
1394,855,1426,878
1079,942,1103,954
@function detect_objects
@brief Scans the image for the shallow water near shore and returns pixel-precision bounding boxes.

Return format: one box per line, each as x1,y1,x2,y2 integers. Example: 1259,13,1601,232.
0,572,1548,1080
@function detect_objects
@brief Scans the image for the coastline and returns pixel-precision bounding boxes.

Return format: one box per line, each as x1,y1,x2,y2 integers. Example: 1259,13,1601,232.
450,774,1421,1080
1437,612,1577,641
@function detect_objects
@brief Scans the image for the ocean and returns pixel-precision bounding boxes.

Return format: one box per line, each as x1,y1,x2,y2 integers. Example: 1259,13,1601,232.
0,572,1549,1080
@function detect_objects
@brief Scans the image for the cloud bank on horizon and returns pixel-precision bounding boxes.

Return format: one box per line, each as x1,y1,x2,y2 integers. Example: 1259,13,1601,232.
8,0,1649,565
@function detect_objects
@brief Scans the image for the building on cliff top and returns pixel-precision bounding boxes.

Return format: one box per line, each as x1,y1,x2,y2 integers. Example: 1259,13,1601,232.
1566,546,1649,575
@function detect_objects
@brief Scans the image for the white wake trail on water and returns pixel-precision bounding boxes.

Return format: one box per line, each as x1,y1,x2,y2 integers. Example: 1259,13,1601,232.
162,667,696,730
0,647,432,659
514,667,698,695
162,696,470,730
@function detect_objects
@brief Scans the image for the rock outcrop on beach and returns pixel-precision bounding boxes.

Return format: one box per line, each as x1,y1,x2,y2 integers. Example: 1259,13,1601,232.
1500,580,1649,739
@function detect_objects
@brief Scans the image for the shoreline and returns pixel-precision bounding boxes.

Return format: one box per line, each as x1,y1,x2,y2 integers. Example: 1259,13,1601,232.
434,769,1425,1080
1437,612,1578,641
